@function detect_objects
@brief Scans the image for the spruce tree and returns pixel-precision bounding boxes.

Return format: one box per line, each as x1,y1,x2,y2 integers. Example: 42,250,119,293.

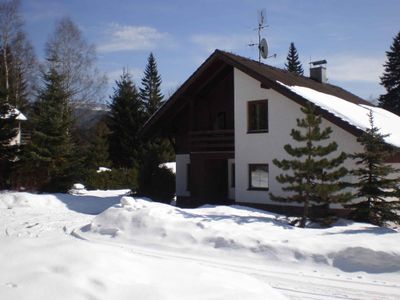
285,42,304,76
348,111,400,225
271,104,351,227
21,63,75,191
0,89,19,188
378,31,400,115
140,52,164,117
108,70,145,168
86,119,111,170
137,53,175,199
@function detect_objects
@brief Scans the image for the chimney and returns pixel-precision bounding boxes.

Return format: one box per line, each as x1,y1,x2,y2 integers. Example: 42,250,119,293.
309,60,327,83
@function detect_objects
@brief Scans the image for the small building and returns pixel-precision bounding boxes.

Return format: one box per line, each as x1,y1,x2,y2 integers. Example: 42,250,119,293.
142,50,400,213
0,106,27,146
8,108,28,146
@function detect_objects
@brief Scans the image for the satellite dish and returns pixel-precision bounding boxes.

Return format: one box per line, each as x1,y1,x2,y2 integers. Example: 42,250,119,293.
259,38,268,59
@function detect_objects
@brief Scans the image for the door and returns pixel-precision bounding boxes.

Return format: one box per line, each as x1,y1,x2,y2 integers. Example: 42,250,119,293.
203,159,228,204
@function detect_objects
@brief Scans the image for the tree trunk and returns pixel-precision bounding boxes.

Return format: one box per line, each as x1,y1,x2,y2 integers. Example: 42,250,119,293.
3,46,9,101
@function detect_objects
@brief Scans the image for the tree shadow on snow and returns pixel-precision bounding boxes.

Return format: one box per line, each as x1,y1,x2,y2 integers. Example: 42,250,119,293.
52,193,121,215
176,207,294,230
323,226,397,236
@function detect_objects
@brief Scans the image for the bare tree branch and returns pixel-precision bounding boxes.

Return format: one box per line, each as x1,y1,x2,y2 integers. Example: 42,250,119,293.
44,17,107,107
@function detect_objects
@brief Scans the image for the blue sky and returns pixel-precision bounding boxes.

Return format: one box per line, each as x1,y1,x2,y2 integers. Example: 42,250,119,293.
21,0,400,102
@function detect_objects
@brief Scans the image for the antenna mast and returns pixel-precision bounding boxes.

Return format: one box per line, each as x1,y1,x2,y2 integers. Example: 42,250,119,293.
249,9,275,62
257,9,265,62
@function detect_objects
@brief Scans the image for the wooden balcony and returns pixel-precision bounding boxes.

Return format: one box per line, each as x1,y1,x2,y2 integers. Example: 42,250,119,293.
189,129,234,152
20,131,31,145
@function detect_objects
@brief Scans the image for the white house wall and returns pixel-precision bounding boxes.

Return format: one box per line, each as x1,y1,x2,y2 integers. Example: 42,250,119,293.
176,154,190,197
9,123,21,146
233,68,364,206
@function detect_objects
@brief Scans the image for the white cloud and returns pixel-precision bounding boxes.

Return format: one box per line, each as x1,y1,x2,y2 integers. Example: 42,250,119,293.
98,23,171,53
191,33,251,53
328,55,385,83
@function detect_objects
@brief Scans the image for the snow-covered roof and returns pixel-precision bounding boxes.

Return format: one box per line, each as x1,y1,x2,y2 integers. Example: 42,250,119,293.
1,107,27,121
278,82,400,148
13,108,27,121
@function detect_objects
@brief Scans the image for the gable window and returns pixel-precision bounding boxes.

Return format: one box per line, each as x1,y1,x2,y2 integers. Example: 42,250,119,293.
213,112,226,130
248,100,268,133
248,164,269,190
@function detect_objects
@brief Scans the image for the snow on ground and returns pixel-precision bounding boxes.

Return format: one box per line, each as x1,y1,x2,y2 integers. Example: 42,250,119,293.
277,82,400,147
1,191,400,299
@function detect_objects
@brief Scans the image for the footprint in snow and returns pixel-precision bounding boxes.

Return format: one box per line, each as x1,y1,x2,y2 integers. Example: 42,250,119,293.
5,282,17,288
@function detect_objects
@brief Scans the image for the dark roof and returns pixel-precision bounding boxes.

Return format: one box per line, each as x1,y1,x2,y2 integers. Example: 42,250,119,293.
142,49,371,137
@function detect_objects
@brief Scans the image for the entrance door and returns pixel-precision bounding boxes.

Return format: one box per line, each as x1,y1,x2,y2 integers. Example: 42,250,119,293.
203,159,228,204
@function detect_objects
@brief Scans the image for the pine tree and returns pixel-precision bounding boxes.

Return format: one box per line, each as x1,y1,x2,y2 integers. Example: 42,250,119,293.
271,104,351,227
0,88,19,188
108,70,145,168
21,62,75,191
285,42,304,76
348,111,400,225
140,52,164,117
378,31,400,115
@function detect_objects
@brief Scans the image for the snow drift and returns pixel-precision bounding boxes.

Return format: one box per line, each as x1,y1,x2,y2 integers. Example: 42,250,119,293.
79,197,400,274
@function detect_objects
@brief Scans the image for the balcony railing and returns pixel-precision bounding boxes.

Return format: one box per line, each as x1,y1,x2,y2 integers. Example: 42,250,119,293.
189,129,234,152
20,132,31,145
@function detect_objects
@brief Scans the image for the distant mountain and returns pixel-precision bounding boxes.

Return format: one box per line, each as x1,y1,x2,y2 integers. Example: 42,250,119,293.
73,103,109,129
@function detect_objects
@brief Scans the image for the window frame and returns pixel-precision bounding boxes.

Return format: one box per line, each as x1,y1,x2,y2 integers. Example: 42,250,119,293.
247,99,269,133
248,163,269,191
186,163,191,191
231,163,235,188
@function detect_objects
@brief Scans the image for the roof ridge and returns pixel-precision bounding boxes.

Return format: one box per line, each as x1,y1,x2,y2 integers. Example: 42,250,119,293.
216,49,372,106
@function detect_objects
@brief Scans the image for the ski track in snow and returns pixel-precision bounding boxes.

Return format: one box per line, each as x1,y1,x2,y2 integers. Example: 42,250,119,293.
75,235,400,300
1,192,400,300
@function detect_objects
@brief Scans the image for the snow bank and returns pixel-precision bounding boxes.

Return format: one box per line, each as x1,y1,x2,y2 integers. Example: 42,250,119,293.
80,197,400,274
97,167,111,173
0,190,129,214
278,82,400,147
0,192,65,209
0,237,288,300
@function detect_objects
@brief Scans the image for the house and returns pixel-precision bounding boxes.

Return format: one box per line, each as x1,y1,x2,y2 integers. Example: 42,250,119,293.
9,108,27,146
1,107,27,146
142,50,400,213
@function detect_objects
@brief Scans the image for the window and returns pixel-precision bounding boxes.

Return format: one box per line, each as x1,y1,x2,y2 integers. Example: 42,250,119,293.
214,112,226,130
231,163,235,188
248,164,269,190
186,164,191,191
248,100,268,133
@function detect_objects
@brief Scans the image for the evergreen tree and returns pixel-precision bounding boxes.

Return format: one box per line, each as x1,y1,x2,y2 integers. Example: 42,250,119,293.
0,88,19,188
271,104,351,227
378,31,400,115
137,53,175,199
285,42,304,76
21,62,75,191
86,119,111,170
108,70,145,168
348,111,400,225
140,52,164,117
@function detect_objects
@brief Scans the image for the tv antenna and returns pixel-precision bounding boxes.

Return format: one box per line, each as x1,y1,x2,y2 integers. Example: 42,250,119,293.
249,9,276,62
